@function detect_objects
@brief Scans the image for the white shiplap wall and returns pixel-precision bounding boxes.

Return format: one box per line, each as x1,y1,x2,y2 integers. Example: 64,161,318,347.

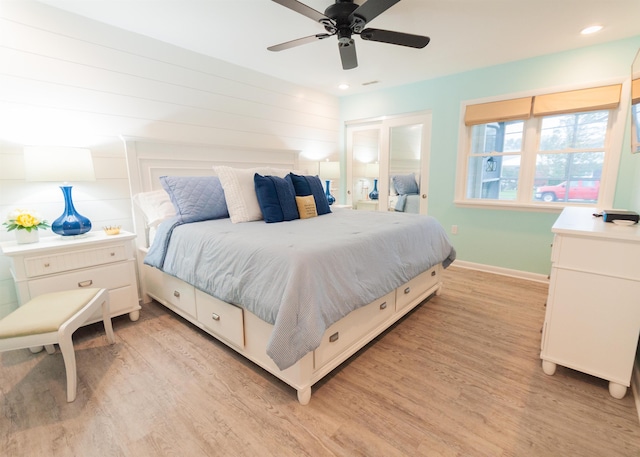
0,1,341,317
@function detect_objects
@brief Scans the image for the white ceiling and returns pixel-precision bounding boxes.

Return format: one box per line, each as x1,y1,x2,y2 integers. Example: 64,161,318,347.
39,0,640,96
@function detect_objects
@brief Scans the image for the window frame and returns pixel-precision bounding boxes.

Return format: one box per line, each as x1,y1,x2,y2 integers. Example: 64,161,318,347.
455,80,627,212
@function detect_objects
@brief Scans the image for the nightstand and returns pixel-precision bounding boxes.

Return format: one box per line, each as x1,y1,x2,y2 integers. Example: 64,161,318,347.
0,231,141,325
355,200,379,211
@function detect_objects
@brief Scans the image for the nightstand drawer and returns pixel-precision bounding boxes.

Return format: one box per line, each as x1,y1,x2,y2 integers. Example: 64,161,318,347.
24,245,128,278
28,261,136,296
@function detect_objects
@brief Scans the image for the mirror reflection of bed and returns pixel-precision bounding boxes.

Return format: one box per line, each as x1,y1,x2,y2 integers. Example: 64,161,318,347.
389,123,423,213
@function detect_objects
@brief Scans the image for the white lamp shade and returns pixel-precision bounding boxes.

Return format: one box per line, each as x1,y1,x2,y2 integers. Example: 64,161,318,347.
365,162,379,178
319,161,340,179
24,146,95,182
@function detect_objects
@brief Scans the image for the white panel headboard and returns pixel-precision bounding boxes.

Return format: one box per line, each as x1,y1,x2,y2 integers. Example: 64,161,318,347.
121,136,300,248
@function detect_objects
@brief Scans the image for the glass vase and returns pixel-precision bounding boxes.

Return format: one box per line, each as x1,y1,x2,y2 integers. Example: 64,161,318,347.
369,178,379,200
52,186,92,236
325,180,335,205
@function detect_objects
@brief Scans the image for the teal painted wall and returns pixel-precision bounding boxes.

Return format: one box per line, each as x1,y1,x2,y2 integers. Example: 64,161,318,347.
340,36,640,275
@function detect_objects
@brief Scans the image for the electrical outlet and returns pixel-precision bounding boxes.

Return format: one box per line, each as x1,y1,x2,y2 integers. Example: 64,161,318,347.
451,225,458,235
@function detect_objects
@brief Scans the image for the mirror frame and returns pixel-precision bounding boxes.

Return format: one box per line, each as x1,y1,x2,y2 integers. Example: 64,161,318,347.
631,48,640,154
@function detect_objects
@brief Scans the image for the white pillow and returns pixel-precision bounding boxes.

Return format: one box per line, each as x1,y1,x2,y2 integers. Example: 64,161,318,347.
132,189,176,227
213,166,273,223
269,167,308,178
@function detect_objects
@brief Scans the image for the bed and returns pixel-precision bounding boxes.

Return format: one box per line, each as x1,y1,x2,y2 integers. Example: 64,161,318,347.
124,138,456,404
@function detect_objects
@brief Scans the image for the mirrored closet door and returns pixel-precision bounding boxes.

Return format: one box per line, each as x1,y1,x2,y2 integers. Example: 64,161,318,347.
346,111,432,214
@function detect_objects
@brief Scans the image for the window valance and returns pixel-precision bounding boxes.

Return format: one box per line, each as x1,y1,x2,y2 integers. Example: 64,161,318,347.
632,79,640,105
464,84,622,126
464,97,532,126
532,84,621,116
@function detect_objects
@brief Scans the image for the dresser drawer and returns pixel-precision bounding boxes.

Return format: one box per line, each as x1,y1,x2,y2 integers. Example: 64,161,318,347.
28,260,136,296
27,261,138,322
396,266,441,311
195,289,244,349
24,245,127,278
83,285,138,323
314,291,395,369
144,265,196,318
554,235,640,280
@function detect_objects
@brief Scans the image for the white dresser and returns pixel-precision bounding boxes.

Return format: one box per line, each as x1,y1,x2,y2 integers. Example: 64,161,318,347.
540,207,640,399
0,231,140,325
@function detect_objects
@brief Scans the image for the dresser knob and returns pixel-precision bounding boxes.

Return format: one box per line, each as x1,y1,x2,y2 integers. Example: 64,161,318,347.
379,301,387,310
110,252,115,257
44,263,50,268
173,290,180,298
211,313,220,321
404,287,411,294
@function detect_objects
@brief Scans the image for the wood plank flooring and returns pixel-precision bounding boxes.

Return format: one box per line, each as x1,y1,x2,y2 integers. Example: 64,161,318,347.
1,266,639,456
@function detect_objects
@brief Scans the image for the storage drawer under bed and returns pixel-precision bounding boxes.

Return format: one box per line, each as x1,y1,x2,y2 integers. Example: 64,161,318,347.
396,266,441,311
195,289,244,349
314,291,395,369
144,264,197,318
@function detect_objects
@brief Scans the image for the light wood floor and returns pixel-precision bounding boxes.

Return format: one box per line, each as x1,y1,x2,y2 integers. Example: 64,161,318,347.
1,266,639,456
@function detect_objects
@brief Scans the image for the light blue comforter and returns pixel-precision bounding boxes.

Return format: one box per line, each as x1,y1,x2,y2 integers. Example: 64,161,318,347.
145,208,456,370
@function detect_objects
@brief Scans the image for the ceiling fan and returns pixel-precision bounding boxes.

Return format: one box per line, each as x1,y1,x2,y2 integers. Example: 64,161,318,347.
268,0,430,70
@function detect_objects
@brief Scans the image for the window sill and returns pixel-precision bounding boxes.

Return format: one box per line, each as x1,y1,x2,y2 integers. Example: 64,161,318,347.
453,199,598,213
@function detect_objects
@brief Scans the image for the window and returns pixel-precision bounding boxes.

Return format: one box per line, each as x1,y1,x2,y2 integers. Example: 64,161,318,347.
533,111,607,203
457,84,623,208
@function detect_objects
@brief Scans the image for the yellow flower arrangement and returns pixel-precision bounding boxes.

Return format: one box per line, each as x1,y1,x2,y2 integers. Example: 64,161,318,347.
3,209,50,232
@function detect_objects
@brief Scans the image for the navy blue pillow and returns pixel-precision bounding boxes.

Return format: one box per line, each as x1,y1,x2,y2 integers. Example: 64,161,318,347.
254,174,299,223
289,173,331,215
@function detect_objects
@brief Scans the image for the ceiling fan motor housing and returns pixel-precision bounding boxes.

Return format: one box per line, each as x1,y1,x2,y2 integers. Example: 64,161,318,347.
268,0,430,70
324,1,364,37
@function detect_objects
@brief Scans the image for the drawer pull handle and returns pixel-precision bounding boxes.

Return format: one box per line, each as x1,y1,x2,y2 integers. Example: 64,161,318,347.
78,280,93,287
404,287,411,294
110,252,115,257
44,263,50,268
380,302,387,310
329,332,339,343
173,290,180,298
211,313,220,321
431,271,436,277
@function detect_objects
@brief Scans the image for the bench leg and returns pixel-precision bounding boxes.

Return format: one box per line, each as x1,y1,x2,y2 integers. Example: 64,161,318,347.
58,335,77,402
101,298,115,344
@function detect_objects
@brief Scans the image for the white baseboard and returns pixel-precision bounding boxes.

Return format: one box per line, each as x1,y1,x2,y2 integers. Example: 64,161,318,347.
452,260,550,284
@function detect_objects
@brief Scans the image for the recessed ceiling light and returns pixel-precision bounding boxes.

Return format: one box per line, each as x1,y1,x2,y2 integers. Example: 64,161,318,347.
338,83,350,90
581,25,603,35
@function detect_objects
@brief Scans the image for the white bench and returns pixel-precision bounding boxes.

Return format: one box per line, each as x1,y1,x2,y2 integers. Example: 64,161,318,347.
0,288,115,402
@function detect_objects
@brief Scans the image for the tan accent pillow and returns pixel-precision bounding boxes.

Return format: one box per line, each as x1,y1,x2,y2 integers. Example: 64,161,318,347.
295,196,318,219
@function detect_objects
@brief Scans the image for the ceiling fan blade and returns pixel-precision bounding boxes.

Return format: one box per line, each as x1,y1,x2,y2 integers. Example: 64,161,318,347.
360,28,430,48
271,0,332,24
350,0,401,24
339,39,358,70
268,33,333,52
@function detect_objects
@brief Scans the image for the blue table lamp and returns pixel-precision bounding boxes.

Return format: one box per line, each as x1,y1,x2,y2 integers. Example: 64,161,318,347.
24,146,95,237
